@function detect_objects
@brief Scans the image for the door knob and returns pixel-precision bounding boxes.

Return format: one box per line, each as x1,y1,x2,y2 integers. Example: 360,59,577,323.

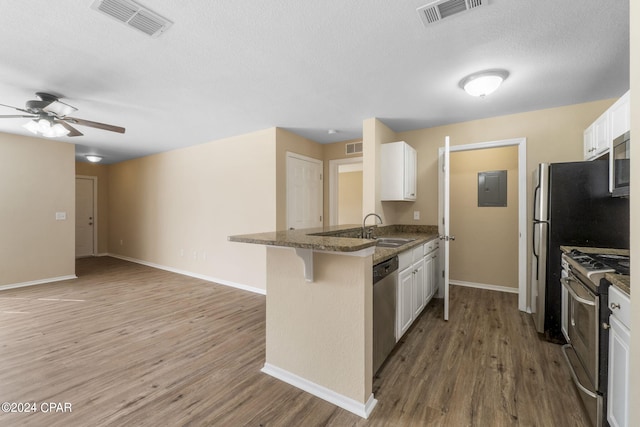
602,322,610,330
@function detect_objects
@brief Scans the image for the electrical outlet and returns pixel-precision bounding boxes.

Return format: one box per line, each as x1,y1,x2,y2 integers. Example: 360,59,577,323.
413,211,420,220
55,212,66,220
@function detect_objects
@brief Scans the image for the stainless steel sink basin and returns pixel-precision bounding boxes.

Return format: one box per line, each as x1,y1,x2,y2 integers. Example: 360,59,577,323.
376,237,415,248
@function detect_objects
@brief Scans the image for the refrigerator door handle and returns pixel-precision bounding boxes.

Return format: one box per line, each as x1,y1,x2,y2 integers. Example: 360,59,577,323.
533,183,541,222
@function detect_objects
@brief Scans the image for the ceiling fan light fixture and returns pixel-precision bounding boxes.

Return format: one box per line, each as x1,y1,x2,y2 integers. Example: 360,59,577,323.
22,119,39,134
85,155,103,163
23,118,70,137
459,69,509,97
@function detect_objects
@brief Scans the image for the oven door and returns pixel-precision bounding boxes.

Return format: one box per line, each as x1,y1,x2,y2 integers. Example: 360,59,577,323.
561,273,601,426
562,274,598,385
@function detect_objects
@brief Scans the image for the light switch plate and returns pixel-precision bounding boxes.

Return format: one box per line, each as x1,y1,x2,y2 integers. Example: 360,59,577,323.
413,211,420,220
55,212,66,220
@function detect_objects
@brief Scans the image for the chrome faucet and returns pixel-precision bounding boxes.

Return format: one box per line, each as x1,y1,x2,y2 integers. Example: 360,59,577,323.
362,213,383,239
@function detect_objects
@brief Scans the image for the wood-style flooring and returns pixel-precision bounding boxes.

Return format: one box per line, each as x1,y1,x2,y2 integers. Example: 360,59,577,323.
0,257,590,426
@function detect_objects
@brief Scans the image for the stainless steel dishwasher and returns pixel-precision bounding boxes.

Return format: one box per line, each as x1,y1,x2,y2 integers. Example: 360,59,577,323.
373,256,398,375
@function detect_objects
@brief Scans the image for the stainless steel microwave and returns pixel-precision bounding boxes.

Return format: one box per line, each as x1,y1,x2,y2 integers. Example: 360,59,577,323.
612,131,630,197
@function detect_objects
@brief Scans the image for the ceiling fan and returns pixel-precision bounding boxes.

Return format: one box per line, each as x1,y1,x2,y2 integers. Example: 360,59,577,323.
0,92,125,138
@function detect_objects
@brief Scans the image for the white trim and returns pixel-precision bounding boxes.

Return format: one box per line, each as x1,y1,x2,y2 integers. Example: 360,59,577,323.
107,254,266,295
329,157,363,226
261,363,377,419
450,280,519,294
76,175,99,257
438,137,527,312
0,275,77,291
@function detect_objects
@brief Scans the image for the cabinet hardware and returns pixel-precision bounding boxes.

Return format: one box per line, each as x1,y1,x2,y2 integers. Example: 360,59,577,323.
602,322,610,330
610,302,620,310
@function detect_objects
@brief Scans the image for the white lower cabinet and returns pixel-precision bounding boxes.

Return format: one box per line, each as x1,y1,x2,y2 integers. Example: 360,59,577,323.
395,238,439,341
607,286,631,427
397,267,414,340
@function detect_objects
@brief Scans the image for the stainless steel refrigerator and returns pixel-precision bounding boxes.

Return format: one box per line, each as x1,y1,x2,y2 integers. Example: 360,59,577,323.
531,160,629,342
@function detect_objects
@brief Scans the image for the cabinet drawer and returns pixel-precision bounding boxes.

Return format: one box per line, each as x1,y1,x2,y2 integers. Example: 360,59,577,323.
399,249,413,271
413,245,424,263
423,238,439,256
609,285,631,328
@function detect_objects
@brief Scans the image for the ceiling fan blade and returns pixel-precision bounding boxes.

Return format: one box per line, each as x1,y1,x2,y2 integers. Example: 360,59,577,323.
0,114,37,118
0,102,31,114
57,120,83,137
64,117,125,134
43,100,77,117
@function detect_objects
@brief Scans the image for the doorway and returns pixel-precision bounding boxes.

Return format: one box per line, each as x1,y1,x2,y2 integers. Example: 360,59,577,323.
286,152,323,230
329,157,363,225
439,138,527,312
76,176,97,257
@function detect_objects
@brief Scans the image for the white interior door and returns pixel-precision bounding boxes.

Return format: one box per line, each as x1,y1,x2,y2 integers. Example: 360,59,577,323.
438,137,452,321
76,177,95,257
287,153,323,230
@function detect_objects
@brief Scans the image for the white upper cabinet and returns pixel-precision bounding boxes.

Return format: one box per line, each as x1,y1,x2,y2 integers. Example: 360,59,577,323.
609,91,630,140
381,141,417,201
584,112,609,160
584,90,630,161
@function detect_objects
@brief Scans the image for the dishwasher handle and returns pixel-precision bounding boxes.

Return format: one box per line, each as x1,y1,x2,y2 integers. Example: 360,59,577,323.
373,256,399,284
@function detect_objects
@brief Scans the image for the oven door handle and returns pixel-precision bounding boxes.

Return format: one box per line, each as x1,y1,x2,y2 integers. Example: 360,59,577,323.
560,344,598,398
560,277,596,307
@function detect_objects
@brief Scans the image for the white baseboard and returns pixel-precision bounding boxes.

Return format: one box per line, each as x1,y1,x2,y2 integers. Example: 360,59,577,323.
0,275,77,291
261,363,377,419
106,253,266,295
450,280,519,294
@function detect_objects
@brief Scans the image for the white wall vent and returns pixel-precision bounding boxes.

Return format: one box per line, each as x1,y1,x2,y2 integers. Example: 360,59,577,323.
91,0,173,38
417,0,486,26
345,142,363,155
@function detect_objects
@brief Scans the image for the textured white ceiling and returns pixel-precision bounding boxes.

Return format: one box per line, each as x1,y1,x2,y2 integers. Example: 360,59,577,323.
0,0,630,164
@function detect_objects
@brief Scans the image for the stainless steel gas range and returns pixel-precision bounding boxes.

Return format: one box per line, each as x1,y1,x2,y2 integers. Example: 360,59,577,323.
560,249,630,427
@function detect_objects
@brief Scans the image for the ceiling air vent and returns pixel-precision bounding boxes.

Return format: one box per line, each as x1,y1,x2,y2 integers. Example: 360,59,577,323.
345,142,363,155
417,0,486,26
91,0,173,38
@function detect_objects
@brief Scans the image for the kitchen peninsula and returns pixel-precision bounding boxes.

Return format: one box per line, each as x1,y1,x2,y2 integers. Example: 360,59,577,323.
229,224,437,418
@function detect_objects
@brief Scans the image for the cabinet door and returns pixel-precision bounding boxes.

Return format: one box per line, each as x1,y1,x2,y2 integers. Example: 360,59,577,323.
397,268,414,341
584,125,595,160
608,315,630,427
593,113,609,158
404,144,417,200
610,91,630,140
431,251,439,298
412,259,425,318
424,255,433,304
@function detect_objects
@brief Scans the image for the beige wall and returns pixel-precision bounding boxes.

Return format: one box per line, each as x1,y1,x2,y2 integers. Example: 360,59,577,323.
338,171,363,224
75,162,110,255
0,133,75,286
450,147,518,288
275,128,324,231
266,247,372,403
394,98,616,226
108,128,277,291
629,0,638,424
363,118,399,224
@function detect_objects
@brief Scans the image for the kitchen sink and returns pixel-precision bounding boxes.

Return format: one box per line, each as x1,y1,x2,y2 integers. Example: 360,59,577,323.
375,237,416,248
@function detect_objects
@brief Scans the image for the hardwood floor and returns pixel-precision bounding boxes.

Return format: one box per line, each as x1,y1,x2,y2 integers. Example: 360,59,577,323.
0,257,590,426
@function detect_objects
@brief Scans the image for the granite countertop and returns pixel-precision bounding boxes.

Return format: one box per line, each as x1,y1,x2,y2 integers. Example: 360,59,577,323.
560,245,631,296
229,224,440,264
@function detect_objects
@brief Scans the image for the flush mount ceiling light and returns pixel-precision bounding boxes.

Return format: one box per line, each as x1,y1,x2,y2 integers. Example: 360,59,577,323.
459,69,509,97
23,117,70,138
85,155,103,163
